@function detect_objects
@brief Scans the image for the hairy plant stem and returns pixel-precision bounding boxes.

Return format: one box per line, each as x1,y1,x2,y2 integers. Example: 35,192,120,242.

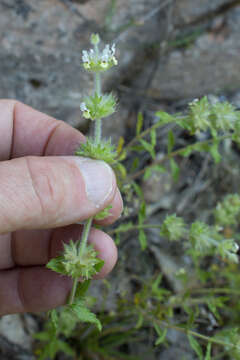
69,54,103,306
128,134,231,181
142,311,240,351
68,217,93,305
109,223,162,235
94,71,102,144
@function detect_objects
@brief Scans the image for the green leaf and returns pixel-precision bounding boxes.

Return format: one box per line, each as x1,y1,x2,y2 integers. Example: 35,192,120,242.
151,129,157,148
210,140,221,163
168,130,175,154
34,332,50,341
131,157,140,172
57,340,75,356
170,159,180,182
94,259,105,273
50,309,58,330
76,137,117,165
143,164,166,180
46,256,68,276
75,280,91,298
117,136,125,155
135,313,144,329
68,300,102,331
139,230,147,250
115,221,134,233
115,162,127,179
155,328,167,346
132,182,144,199
205,343,212,360
139,139,155,159
153,323,167,346
188,334,203,360
155,111,174,125
94,205,113,220
136,112,143,135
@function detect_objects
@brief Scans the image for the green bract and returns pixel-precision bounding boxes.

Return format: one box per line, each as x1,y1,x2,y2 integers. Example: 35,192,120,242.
160,214,187,241
75,138,117,164
214,194,240,226
47,240,104,280
188,97,211,132
189,221,215,253
80,93,116,120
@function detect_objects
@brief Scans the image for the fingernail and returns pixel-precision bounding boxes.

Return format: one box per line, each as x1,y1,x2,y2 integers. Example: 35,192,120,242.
73,158,115,208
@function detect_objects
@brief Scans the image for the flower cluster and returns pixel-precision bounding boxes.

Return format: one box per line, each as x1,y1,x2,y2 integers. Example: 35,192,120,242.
76,138,117,165
82,43,118,72
80,93,116,121
160,214,187,241
184,97,240,134
214,194,240,226
47,240,104,280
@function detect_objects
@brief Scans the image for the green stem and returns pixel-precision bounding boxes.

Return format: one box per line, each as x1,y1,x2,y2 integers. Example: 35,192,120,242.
129,134,231,181
78,217,93,257
68,217,93,305
95,118,102,145
143,311,240,351
108,223,162,235
95,72,101,96
69,278,78,305
94,71,102,145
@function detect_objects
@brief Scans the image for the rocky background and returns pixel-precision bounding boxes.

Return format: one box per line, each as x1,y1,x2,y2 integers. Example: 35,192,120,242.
1,0,240,359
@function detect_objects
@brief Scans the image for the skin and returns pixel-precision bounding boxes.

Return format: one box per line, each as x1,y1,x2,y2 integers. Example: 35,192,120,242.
0,100,123,315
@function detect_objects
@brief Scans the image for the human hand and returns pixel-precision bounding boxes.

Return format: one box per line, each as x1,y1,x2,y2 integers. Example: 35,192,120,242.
0,100,122,315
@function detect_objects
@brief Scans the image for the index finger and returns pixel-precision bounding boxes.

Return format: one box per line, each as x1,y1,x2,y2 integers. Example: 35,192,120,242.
0,100,85,160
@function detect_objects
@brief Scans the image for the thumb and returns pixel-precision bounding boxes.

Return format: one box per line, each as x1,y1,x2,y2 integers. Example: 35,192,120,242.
0,156,116,233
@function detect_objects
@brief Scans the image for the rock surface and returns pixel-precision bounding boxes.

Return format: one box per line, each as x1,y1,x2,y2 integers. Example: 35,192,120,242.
1,0,240,358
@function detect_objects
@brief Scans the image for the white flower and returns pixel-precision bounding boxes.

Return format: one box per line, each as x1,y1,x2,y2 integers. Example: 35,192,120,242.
80,102,91,119
82,41,118,71
80,102,88,112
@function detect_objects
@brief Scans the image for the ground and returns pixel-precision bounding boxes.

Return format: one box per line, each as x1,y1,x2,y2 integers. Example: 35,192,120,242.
1,0,240,359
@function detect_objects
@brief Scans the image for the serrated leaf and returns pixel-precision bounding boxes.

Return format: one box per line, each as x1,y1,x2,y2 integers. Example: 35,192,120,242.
94,259,105,273
205,343,212,360
168,130,175,154
94,205,112,220
188,334,203,360
139,230,147,250
68,300,102,331
46,256,68,276
170,159,180,182
155,111,174,125
136,112,143,135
